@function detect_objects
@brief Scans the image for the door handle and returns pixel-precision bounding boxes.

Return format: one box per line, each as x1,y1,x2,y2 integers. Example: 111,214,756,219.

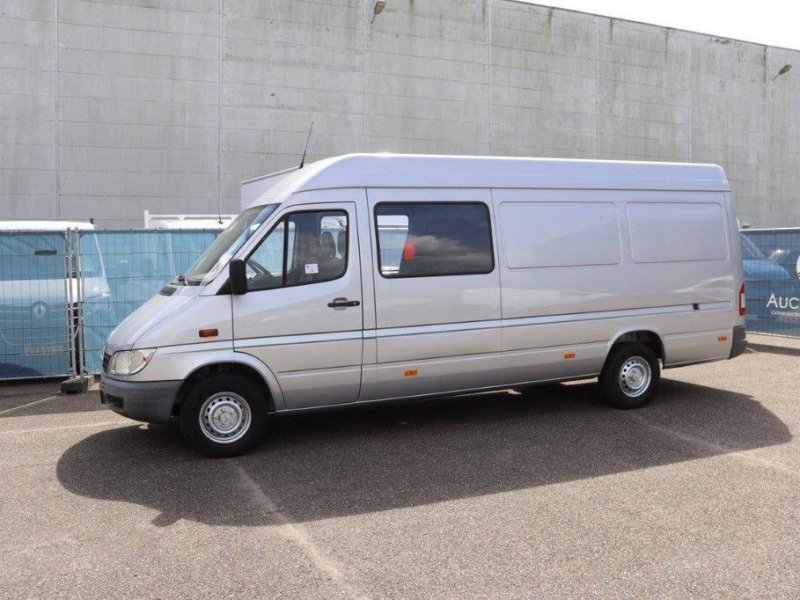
327,297,360,308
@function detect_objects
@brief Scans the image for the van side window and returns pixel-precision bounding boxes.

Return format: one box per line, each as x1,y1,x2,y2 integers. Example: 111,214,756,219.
375,203,494,278
245,210,348,291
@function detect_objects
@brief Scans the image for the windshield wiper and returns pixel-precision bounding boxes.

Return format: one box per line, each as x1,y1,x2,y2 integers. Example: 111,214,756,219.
173,273,186,286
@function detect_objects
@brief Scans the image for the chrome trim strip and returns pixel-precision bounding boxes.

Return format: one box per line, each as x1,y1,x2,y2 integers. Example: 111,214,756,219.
370,303,720,338
367,320,503,339
226,303,724,348
235,330,363,349
158,341,233,354
502,304,690,329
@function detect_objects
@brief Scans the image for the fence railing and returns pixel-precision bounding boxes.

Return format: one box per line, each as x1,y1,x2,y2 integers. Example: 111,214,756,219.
0,229,218,380
0,227,798,381
0,232,72,379
80,230,218,373
741,229,800,337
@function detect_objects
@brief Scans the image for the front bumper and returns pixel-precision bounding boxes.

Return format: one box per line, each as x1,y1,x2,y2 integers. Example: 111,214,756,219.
729,325,747,359
100,375,182,424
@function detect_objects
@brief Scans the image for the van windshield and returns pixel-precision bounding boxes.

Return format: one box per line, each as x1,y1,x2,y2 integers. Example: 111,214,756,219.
0,231,104,281
0,233,66,281
183,204,279,285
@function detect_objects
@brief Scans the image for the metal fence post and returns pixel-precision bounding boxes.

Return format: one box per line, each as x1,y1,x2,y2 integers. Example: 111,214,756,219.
60,228,91,392
64,228,77,377
74,230,86,375
64,228,87,377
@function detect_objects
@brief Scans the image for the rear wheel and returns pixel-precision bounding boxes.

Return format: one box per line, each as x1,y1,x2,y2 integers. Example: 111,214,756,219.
599,343,660,409
179,374,269,457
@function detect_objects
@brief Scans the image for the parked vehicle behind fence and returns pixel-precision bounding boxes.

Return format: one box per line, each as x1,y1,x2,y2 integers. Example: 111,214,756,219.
100,154,747,457
0,221,111,378
741,232,800,335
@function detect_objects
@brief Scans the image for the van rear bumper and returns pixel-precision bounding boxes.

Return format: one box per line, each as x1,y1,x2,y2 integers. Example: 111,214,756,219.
729,325,747,359
100,375,181,424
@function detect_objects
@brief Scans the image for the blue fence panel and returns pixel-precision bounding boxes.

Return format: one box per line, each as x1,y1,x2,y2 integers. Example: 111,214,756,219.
741,229,800,337
81,230,219,373
0,232,71,379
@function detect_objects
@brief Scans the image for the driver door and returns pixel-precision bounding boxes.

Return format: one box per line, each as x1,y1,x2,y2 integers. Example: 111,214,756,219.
232,201,363,409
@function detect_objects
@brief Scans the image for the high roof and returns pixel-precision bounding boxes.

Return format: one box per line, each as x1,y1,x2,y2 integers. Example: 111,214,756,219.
290,154,729,193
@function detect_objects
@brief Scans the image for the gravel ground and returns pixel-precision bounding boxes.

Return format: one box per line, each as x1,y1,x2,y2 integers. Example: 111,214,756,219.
1,333,799,598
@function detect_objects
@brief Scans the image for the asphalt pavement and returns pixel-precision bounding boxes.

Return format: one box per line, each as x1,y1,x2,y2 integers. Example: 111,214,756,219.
1,334,799,598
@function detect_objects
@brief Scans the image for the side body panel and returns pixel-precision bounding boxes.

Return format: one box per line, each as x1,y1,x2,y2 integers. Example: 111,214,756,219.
355,185,738,405
494,188,736,377
231,191,365,409
359,188,503,401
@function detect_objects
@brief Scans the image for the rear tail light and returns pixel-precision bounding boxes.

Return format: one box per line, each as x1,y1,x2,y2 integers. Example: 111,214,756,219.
739,283,746,316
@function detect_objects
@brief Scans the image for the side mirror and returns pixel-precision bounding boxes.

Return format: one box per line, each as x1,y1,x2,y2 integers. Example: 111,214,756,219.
229,258,248,295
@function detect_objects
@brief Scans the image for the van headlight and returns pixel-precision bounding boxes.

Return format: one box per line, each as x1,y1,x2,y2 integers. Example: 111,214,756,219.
108,348,156,376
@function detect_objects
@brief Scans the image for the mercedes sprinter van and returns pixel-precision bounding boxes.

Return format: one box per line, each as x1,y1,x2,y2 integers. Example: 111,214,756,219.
100,154,747,457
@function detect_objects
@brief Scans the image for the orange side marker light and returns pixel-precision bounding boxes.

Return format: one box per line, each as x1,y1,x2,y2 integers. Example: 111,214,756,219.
718,335,728,342
404,369,419,377
199,329,218,338
564,352,576,360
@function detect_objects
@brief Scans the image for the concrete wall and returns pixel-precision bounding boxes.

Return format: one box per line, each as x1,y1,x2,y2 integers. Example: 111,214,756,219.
1,0,799,228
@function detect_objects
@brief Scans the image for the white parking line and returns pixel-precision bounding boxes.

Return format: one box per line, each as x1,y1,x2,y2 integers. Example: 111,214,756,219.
233,462,369,599
629,412,800,480
0,421,125,435
0,395,59,417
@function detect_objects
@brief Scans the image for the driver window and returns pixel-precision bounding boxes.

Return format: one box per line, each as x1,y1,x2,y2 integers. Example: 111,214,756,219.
246,210,347,292
245,220,293,291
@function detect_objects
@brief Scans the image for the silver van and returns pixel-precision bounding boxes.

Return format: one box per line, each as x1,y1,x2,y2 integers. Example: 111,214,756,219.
100,154,747,457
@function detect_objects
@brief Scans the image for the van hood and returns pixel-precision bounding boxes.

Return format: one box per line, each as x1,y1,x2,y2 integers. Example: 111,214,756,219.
105,287,199,352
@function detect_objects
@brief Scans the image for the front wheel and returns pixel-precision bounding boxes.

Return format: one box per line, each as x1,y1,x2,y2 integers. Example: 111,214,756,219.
599,343,660,409
179,374,269,457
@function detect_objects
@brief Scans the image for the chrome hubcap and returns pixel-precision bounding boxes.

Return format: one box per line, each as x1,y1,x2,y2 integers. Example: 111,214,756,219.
199,392,251,444
618,357,652,398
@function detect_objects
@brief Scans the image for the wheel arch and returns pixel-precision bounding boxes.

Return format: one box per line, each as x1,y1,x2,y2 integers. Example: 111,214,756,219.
607,328,665,364
174,354,284,414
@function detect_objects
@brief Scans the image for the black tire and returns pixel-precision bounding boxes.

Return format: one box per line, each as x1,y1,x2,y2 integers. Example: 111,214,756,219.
599,343,660,409
178,373,269,458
